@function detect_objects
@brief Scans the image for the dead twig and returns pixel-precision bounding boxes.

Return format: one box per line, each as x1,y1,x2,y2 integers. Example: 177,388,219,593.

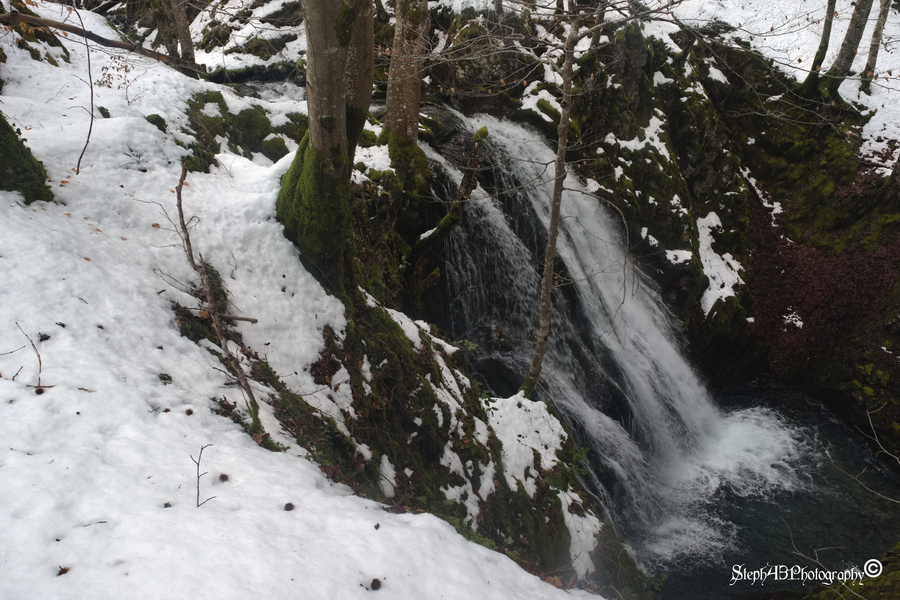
15,322,45,394
71,7,94,175
190,444,217,507
173,167,265,441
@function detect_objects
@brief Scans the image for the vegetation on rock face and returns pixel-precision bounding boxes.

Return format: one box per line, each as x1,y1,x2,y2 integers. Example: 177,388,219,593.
0,112,54,204
181,91,288,172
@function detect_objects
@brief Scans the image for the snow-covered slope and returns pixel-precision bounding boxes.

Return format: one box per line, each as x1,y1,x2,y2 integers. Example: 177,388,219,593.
0,3,600,598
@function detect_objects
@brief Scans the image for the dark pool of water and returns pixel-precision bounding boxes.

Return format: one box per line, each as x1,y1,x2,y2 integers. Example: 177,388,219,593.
649,381,900,599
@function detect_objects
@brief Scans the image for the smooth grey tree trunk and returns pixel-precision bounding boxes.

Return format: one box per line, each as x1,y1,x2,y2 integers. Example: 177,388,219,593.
800,0,837,96
860,0,891,94
346,0,374,165
384,0,430,143
277,0,372,299
823,0,875,97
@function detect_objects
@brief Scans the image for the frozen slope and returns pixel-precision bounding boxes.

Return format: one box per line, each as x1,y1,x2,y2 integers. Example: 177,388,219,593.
0,3,597,598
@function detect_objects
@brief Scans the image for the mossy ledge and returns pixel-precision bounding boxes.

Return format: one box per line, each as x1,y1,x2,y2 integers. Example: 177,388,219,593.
0,111,54,204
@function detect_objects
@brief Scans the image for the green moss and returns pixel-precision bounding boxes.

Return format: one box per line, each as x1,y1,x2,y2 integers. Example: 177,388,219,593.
232,106,272,153
225,34,298,61
261,136,289,162
9,0,67,54
183,92,275,170
98,106,110,119
375,129,432,244
0,111,53,204
16,38,41,61
145,114,167,132
592,523,655,600
260,2,303,27
334,1,356,47
274,112,309,144
357,129,377,148
174,303,216,344
277,133,355,298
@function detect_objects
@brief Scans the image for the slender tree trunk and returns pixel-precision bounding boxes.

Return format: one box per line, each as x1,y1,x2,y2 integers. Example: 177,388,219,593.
346,0,374,165
494,0,503,15
384,0,430,143
860,0,891,94
165,0,197,77
822,0,875,97
520,11,580,398
799,0,837,96
277,0,369,300
590,1,609,48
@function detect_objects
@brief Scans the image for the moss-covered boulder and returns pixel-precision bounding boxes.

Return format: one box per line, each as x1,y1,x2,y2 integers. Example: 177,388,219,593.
0,112,53,204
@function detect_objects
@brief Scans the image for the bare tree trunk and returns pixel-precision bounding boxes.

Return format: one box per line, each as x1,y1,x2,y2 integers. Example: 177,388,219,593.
277,0,369,300
165,0,196,77
494,0,503,15
520,10,580,398
799,0,837,96
860,0,891,94
384,0,430,143
346,0,374,166
822,0,875,97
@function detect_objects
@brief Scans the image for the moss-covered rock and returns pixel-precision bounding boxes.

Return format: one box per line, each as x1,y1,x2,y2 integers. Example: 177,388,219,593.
182,91,275,171
145,114,167,132
0,111,53,204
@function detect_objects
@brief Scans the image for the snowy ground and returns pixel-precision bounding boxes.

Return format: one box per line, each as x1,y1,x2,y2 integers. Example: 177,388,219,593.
0,2,600,598
4,0,900,597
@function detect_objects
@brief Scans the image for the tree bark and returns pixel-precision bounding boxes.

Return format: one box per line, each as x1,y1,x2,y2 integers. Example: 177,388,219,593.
822,0,875,97
860,0,891,94
383,0,430,143
346,0,374,166
799,0,837,96
277,0,371,300
520,10,580,398
164,0,197,77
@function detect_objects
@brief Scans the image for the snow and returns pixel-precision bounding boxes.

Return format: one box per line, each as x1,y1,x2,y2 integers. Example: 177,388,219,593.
697,213,745,316
0,4,603,598
740,166,783,226
783,309,804,329
671,0,900,166
666,250,693,264
487,393,566,499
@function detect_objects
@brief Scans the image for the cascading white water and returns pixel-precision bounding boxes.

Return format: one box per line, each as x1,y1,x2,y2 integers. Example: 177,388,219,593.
428,113,809,565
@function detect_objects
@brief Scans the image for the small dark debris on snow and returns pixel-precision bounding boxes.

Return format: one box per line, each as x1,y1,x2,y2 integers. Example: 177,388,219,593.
57,566,69,576
39,333,50,342
164,502,172,508
56,322,65,328
374,523,380,530
35,388,44,395
218,473,229,482
97,325,103,329
185,409,194,416
371,578,382,590
284,502,295,511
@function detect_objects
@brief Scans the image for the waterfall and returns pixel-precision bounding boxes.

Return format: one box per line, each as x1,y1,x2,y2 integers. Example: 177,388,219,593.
427,113,809,566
